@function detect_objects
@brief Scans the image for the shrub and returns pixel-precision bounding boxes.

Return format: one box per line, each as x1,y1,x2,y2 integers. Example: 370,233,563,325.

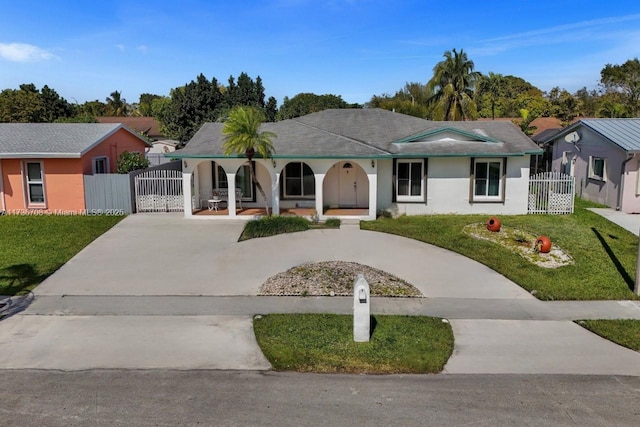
324,218,341,228
240,215,310,241
116,151,150,174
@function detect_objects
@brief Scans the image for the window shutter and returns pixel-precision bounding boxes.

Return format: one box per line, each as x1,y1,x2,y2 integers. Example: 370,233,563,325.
423,158,429,204
392,158,397,203
501,157,507,204
469,158,475,203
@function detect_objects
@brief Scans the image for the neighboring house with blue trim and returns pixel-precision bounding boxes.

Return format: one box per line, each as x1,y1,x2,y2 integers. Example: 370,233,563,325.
171,108,541,220
545,118,640,213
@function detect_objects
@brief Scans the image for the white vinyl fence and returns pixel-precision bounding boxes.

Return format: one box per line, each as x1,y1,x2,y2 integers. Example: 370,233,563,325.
134,169,183,212
528,171,575,214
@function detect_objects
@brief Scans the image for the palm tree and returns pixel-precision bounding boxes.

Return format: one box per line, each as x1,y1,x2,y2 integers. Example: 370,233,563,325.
426,48,481,120
478,72,504,120
106,90,127,116
222,106,276,215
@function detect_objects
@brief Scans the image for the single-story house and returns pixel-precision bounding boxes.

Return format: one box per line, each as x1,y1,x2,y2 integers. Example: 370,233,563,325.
172,108,542,220
0,123,150,213
545,118,640,213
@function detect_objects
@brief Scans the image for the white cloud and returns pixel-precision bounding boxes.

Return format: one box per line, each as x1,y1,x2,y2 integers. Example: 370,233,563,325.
115,44,125,52
472,14,640,56
0,42,56,62
137,45,148,53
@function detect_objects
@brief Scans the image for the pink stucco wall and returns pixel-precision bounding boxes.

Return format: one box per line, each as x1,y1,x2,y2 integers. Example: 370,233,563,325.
82,128,148,174
1,128,148,213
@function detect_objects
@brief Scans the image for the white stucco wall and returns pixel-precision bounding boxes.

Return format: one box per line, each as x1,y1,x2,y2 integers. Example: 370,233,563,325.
379,156,530,215
185,155,530,218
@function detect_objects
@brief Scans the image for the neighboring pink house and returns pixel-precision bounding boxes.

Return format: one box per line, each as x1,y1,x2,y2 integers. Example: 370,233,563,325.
0,123,150,213
546,119,640,213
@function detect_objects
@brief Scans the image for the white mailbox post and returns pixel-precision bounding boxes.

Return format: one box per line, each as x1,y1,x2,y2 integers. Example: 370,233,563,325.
353,274,370,342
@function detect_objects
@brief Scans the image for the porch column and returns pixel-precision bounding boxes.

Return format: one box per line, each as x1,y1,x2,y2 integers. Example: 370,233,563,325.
271,171,280,215
227,173,237,217
367,172,377,220
183,170,193,218
315,173,325,219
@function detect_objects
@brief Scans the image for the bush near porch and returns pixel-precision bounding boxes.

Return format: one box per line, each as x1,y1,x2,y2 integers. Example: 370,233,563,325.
0,215,124,295
361,198,639,301
239,215,340,241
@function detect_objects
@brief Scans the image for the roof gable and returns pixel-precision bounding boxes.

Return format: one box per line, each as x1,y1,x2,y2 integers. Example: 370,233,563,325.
394,127,499,144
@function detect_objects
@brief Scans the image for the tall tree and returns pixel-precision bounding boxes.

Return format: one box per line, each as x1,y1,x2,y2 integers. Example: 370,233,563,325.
105,90,127,116
426,48,481,120
600,58,640,116
0,83,75,122
367,82,431,118
277,93,355,120
156,72,273,142
222,106,276,215
477,72,504,119
138,93,162,116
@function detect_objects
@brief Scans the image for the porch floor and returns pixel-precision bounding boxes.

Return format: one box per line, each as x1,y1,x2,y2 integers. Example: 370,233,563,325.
192,207,369,217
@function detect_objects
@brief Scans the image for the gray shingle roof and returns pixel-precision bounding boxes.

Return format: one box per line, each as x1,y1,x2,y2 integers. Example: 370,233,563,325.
0,123,149,158
175,108,541,159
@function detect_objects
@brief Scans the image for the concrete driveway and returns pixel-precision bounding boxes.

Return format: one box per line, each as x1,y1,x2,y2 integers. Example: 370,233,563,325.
1,214,640,374
33,214,532,299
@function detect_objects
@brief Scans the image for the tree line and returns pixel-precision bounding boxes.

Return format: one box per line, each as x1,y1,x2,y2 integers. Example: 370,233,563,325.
370,50,640,134
2,51,639,141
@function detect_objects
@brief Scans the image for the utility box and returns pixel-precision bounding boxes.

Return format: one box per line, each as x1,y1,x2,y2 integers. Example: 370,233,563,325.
353,274,370,342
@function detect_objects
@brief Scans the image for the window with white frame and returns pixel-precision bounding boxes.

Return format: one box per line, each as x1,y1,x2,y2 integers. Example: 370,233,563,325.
283,162,315,198
396,160,424,201
473,159,503,200
589,156,606,181
93,156,109,174
25,161,45,205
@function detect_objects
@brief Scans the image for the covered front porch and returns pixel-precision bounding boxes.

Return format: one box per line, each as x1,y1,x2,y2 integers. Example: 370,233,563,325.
182,157,378,220
192,207,370,217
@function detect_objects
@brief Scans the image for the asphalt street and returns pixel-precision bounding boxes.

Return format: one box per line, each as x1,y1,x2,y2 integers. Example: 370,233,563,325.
0,370,638,426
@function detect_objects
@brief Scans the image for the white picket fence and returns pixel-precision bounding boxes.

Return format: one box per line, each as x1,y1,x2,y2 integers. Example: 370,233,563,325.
134,169,183,212
528,172,575,214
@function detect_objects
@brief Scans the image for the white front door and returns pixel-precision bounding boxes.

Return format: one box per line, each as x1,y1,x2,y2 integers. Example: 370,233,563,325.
339,162,357,207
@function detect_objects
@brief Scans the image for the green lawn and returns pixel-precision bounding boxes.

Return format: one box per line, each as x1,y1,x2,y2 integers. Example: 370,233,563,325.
577,319,640,351
362,198,639,301
253,314,454,373
0,215,124,295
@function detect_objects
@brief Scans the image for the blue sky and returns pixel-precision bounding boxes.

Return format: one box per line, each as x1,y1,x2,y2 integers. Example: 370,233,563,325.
1,0,640,107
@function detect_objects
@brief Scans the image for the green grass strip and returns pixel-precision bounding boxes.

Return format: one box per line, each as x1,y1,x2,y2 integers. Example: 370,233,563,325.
576,319,640,351
254,313,454,374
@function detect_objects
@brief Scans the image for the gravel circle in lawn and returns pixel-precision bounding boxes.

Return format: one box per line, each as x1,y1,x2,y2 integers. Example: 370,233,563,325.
259,261,423,297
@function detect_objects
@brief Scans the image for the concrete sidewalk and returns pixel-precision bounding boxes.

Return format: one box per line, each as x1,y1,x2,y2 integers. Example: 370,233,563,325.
589,208,640,236
24,295,640,320
0,294,638,374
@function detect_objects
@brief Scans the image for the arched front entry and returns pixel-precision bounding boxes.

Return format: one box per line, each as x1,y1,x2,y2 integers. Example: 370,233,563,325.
323,161,369,209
